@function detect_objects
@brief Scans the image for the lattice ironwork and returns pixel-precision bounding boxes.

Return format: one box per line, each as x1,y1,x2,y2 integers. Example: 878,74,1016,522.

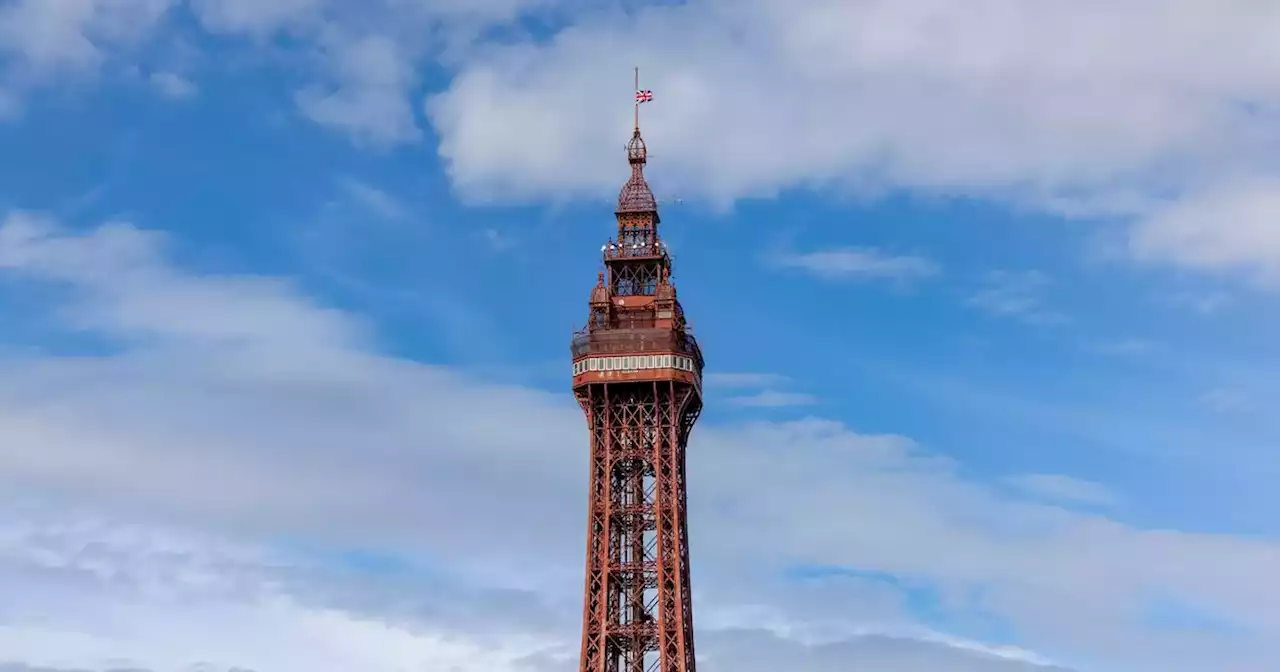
611,263,661,297
617,131,659,216
575,382,701,672
572,125,703,672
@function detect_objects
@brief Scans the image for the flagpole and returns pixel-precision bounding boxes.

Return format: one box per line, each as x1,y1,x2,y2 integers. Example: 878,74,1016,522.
633,66,640,132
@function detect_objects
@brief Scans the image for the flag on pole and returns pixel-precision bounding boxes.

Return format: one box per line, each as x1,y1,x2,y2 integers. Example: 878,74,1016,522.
635,89,653,103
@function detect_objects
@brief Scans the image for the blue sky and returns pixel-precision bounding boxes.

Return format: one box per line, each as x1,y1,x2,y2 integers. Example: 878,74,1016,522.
1,1,1279,671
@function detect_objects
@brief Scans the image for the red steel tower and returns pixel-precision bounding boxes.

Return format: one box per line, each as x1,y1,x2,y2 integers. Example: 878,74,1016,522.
570,120,704,672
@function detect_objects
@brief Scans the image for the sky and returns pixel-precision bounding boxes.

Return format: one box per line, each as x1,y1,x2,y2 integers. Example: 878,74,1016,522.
0,0,1278,671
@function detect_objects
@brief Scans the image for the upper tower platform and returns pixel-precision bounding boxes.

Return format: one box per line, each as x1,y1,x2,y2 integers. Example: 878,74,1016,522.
571,121,703,394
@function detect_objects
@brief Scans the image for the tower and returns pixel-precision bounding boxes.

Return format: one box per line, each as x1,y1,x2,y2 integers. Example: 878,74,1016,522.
570,124,704,672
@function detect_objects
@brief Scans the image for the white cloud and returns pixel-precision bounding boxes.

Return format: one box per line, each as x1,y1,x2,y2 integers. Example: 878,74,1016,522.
0,508,565,672
437,0,1253,200
0,212,366,353
425,0,1280,279
0,0,558,145
295,33,422,145
0,505,1063,672
773,247,939,282
0,0,174,75
295,83,417,145
1130,177,1280,286
193,0,562,146
7,0,1280,283
1,212,1279,671
148,71,196,99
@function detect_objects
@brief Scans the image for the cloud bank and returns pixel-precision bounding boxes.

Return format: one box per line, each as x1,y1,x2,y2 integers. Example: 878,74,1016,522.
1,212,1278,670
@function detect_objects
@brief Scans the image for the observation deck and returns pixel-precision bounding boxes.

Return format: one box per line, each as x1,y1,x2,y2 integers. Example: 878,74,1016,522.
571,326,703,393
601,240,670,262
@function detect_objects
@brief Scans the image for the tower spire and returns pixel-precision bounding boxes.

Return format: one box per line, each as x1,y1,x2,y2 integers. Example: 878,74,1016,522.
619,67,657,216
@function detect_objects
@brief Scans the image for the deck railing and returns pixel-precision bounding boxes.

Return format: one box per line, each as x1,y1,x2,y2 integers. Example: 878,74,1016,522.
571,327,703,368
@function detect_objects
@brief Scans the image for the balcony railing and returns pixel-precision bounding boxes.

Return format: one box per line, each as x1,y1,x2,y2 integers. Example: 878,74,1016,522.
571,327,703,368
601,240,670,261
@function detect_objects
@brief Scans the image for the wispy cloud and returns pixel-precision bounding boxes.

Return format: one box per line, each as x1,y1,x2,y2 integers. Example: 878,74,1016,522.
1006,473,1118,507
1168,291,1232,315
1199,388,1257,415
711,368,819,407
337,177,408,221
727,390,818,408
967,270,1069,326
772,247,940,283
707,372,816,407
149,71,198,100
705,372,793,389
480,228,513,252
296,34,423,146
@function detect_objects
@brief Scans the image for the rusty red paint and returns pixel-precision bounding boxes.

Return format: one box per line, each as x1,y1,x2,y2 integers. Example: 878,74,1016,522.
572,126,703,672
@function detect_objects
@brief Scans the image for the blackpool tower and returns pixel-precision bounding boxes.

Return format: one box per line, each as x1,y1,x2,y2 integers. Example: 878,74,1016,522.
569,100,704,672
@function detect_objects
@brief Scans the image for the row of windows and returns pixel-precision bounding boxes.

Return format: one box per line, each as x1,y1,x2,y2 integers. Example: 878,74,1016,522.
573,354,697,376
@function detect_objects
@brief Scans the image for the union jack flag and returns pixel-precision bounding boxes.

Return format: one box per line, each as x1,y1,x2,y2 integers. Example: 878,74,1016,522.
635,89,653,103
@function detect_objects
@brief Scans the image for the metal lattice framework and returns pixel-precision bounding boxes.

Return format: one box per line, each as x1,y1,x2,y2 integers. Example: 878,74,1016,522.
572,126,703,672
617,131,659,215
